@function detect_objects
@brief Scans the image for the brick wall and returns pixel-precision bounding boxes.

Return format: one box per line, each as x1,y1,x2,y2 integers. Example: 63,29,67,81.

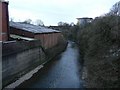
34,33,62,49
0,1,9,41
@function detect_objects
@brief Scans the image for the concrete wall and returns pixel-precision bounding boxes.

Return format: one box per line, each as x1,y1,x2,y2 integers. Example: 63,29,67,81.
2,40,46,87
2,39,67,88
0,1,9,41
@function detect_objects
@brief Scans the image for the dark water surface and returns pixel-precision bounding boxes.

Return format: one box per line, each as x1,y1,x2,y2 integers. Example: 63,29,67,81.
17,41,84,88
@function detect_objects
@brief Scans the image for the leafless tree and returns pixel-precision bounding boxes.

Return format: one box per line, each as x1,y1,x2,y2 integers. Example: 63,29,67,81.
23,19,32,24
109,1,120,15
35,19,44,26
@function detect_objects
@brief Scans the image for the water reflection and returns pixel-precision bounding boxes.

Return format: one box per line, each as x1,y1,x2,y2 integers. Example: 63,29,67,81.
17,41,84,88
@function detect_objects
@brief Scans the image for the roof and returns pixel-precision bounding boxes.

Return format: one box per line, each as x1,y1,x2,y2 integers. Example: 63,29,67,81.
76,17,93,20
10,34,36,41
9,22,60,34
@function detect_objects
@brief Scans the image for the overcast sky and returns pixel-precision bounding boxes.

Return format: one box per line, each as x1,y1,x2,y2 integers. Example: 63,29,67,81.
8,0,119,26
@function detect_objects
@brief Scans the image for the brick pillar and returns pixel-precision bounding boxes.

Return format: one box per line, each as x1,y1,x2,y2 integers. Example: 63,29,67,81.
0,1,9,41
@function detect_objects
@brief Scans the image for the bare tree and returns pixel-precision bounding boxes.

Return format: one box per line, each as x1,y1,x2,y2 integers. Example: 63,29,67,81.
109,1,120,15
35,19,44,26
58,22,69,26
70,22,75,26
58,22,64,26
23,19,32,24
10,18,14,22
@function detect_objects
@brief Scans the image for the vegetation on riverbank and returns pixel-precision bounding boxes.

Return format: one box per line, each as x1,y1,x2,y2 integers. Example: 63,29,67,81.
55,1,120,88
78,14,120,88
77,1,120,88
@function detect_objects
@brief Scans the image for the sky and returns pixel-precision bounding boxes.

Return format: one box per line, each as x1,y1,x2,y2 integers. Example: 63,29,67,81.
8,0,119,26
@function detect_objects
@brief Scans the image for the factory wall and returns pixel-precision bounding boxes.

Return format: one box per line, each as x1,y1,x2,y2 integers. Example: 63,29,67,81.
34,32,62,49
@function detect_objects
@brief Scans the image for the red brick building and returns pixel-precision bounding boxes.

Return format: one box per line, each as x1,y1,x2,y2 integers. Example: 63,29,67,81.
0,1,9,41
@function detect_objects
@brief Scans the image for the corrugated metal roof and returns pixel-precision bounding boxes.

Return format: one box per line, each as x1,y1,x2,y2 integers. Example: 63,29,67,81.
9,22,60,34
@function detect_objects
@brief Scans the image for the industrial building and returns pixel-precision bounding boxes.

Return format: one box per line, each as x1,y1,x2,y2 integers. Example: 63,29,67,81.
0,0,63,49
76,17,93,26
10,22,62,49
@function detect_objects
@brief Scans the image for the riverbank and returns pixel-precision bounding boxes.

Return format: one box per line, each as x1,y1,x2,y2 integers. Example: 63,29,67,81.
77,15,120,88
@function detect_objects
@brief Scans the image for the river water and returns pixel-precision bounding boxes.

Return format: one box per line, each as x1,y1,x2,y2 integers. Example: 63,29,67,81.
17,41,84,88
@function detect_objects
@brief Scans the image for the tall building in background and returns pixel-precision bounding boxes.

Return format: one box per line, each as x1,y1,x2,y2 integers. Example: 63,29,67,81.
76,17,93,26
0,0,9,41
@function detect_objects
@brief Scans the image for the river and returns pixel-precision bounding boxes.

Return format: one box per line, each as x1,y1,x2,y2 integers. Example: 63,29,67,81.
16,41,84,88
